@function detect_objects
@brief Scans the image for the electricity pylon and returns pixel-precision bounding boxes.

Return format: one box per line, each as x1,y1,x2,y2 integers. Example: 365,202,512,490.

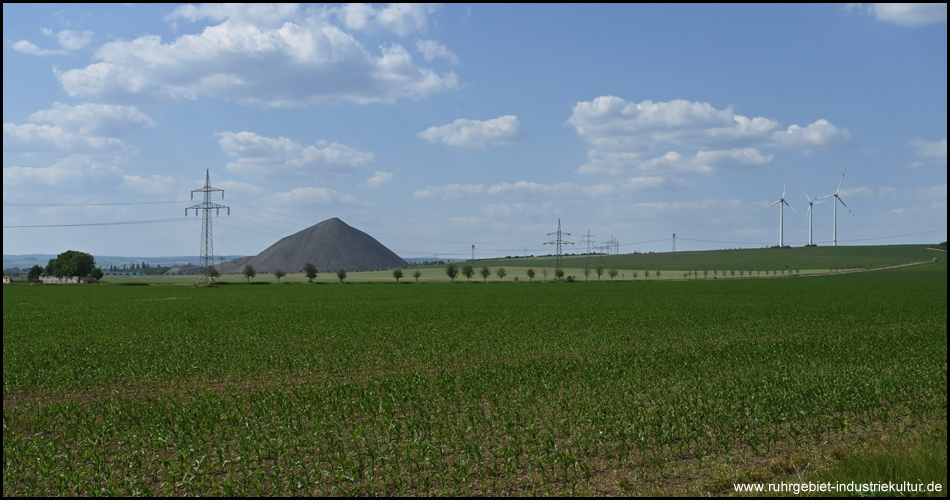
544,218,573,275
186,169,229,285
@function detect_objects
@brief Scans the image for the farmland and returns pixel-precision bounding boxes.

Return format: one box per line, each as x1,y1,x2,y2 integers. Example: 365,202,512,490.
3,259,947,495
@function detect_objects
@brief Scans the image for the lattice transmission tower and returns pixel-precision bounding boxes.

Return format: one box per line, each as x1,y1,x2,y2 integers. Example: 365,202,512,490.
544,218,573,275
186,169,229,285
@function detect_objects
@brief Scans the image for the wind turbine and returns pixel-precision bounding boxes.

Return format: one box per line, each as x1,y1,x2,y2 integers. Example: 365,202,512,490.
804,192,826,246
817,171,853,247
767,183,796,247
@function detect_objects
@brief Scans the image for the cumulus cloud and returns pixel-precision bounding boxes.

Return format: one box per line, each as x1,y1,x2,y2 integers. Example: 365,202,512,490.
569,96,851,175
28,102,153,138
4,103,151,155
418,115,526,148
908,137,947,162
481,202,557,217
416,40,458,64
413,180,616,199
333,3,439,36
859,3,947,27
365,171,394,188
270,186,360,205
56,6,457,107
11,40,66,56
57,30,94,50
635,199,746,212
3,158,121,186
217,131,373,174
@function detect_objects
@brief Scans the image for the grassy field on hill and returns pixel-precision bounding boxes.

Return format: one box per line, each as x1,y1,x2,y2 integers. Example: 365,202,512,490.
3,259,945,496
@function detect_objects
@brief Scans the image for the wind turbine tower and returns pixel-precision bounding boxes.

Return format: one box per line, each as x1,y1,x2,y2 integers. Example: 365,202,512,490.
767,183,796,247
804,192,826,246
817,171,852,247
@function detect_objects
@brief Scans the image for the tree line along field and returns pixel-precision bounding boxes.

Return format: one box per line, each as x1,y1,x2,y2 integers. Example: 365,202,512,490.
3,260,946,495
85,244,943,285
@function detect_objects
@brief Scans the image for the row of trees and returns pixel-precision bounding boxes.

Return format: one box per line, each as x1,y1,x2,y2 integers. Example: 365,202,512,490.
241,263,349,283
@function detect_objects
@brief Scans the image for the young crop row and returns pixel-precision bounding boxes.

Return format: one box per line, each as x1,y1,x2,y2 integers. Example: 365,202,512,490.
3,264,947,495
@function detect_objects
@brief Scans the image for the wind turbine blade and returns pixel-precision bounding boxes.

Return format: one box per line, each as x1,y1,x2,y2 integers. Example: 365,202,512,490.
835,171,846,194
805,205,812,218
838,196,854,215
767,200,781,208
784,200,797,213
804,192,812,202
782,183,787,199
816,193,834,200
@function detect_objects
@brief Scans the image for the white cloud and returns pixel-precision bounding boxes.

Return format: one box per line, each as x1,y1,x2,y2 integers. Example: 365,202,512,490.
863,3,947,27
416,40,458,64
11,40,65,56
908,138,947,162
481,202,558,217
57,30,94,50
28,102,153,138
334,4,438,36
365,171,394,188
569,96,851,175
418,115,526,148
166,4,301,27
270,186,360,205
840,186,899,198
413,180,618,199
413,183,485,199
4,102,151,158
56,7,458,107
635,199,745,212
3,159,121,186
217,131,373,174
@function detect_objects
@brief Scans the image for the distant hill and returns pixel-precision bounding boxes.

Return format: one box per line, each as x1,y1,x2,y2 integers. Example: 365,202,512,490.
215,217,407,274
3,254,245,271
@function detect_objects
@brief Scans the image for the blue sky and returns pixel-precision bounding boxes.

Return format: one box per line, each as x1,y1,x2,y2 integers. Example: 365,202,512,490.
3,3,947,260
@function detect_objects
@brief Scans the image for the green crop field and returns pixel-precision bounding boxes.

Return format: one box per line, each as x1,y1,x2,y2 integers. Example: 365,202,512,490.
3,260,946,496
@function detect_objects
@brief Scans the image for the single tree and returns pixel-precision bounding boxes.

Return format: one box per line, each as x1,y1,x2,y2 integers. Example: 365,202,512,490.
632,270,638,280
656,270,661,280
609,269,618,280
45,250,96,278
480,266,491,282
596,265,604,281
243,264,257,283
645,270,651,280
336,269,347,282
413,270,422,282
462,265,475,282
27,264,43,282
304,262,318,283
393,269,404,282
445,263,458,282
541,268,549,280
207,265,221,281
90,267,104,281
583,267,591,280
730,270,736,278
496,267,507,281
555,268,564,280
703,269,709,279
274,269,286,283
526,268,535,281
